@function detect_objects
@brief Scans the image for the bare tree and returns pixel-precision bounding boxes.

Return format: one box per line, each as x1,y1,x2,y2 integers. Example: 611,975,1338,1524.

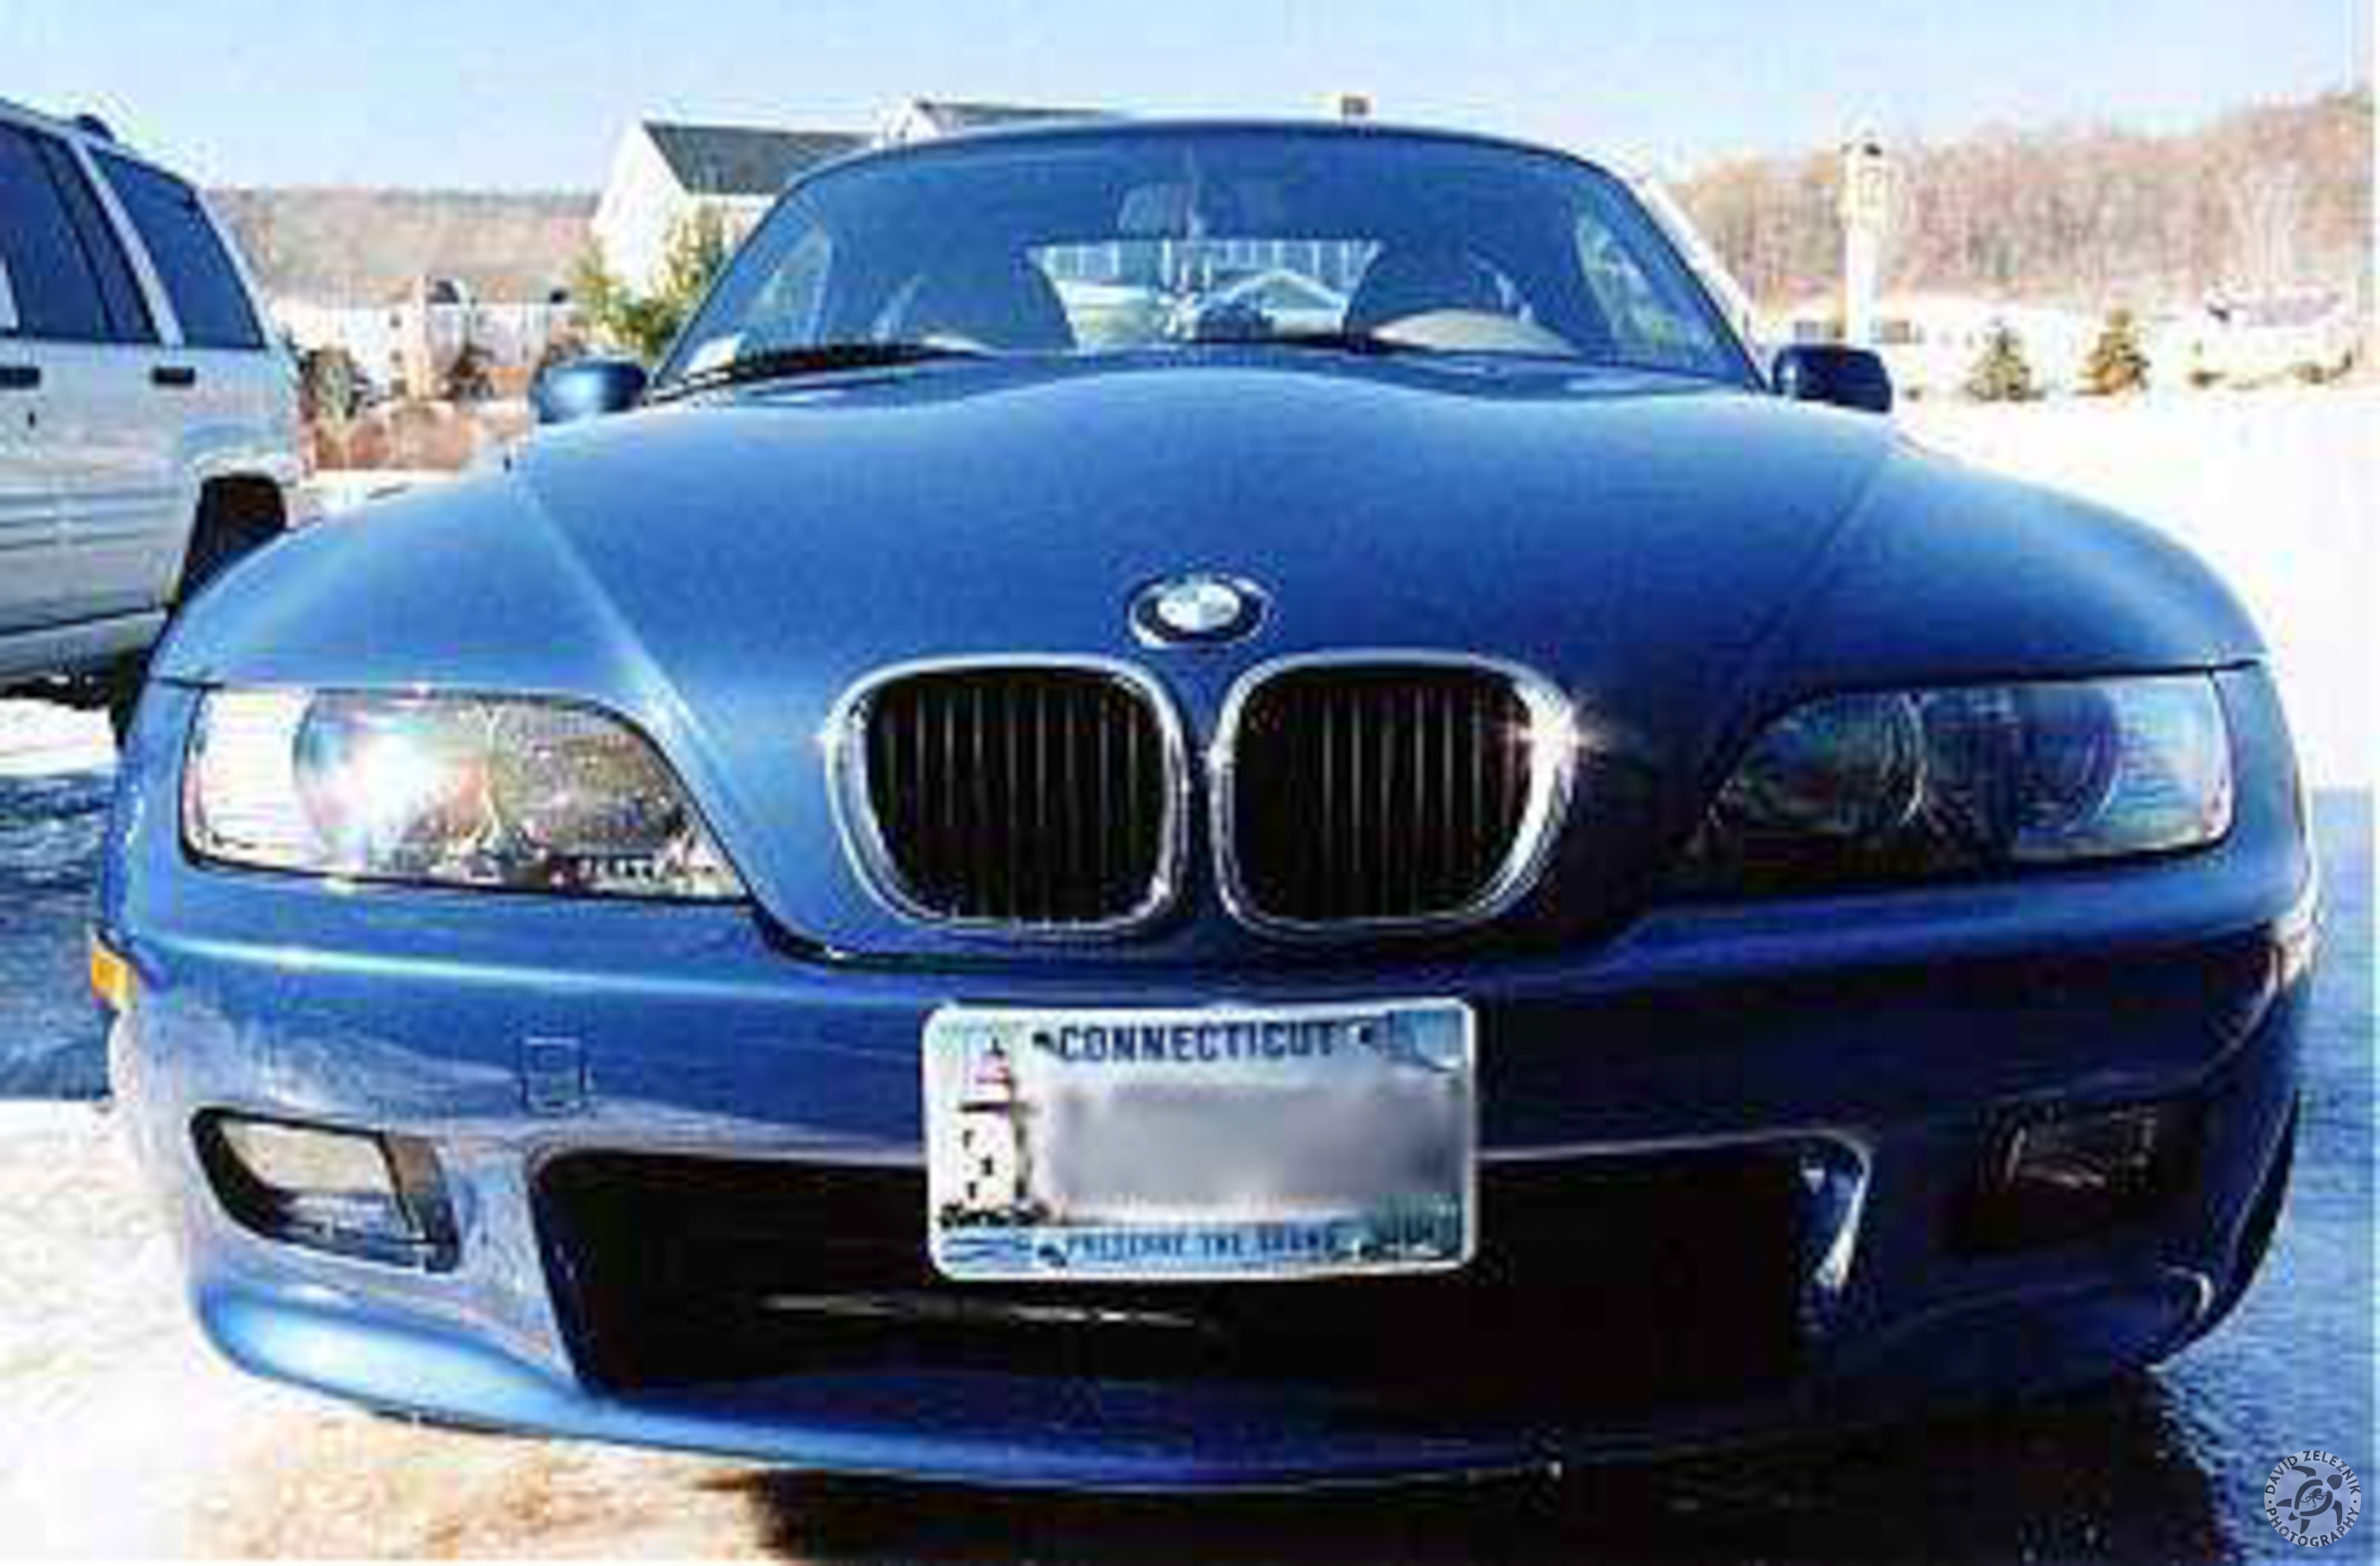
2220,161,2307,294
1672,88,2370,318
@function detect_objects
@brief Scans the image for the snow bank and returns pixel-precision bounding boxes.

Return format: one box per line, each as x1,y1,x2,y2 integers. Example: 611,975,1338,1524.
0,705,112,780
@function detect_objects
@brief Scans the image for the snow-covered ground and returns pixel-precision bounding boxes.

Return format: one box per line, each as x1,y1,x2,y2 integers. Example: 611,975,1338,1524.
0,701,113,779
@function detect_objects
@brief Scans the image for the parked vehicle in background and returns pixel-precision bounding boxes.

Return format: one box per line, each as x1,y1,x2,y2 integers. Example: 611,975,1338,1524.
0,97,302,736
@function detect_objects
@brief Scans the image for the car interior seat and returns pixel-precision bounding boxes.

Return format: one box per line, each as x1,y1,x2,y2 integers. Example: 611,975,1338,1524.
1344,244,1509,333
889,253,1077,352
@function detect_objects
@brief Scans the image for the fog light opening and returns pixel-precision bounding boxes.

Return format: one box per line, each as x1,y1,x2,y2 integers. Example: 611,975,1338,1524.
199,1114,457,1268
1961,1101,2200,1252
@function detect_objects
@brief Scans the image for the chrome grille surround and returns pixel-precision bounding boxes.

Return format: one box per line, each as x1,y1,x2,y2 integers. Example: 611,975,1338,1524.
1212,651,1578,939
825,656,1190,938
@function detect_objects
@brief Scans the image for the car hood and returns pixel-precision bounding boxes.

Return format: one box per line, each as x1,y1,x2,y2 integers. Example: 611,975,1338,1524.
161,356,2259,961
521,358,1894,730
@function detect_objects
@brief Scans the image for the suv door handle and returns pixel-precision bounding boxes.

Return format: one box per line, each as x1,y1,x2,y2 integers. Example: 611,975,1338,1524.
151,365,198,389
0,364,38,390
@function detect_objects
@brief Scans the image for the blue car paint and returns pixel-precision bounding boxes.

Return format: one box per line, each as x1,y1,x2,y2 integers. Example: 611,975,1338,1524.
102,675,2309,1487
149,357,2263,967
103,127,2310,1489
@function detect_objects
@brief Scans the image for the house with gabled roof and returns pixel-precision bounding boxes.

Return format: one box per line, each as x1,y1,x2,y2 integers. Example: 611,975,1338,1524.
592,120,868,292
592,102,1115,295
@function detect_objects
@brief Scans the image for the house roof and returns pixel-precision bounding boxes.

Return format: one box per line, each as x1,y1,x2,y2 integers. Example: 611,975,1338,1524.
642,121,869,197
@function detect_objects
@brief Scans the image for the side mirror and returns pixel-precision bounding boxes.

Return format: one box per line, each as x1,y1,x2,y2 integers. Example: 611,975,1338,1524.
1771,345,1893,415
531,356,648,425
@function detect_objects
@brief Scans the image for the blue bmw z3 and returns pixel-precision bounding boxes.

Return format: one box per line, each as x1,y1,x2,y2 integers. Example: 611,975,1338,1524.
98,120,2314,1490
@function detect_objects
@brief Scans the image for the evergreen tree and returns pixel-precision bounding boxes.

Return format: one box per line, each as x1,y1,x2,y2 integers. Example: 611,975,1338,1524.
2081,308,2152,395
1965,322,2039,402
571,206,735,365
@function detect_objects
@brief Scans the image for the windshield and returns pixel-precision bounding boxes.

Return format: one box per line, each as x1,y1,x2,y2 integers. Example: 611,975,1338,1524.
660,127,1756,387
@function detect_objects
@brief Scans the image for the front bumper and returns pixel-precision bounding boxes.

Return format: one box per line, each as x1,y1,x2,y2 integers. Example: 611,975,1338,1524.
101,681,2315,1489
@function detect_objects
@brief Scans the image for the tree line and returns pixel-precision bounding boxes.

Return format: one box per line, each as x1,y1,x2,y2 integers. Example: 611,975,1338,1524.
1674,87,2371,314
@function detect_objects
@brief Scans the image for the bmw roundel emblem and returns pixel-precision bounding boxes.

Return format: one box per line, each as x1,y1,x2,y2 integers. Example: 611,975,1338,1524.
1131,573,1267,646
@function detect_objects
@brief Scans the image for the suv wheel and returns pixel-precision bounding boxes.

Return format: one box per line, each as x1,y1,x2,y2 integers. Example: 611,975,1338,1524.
176,479,287,604
103,656,150,745
108,479,288,744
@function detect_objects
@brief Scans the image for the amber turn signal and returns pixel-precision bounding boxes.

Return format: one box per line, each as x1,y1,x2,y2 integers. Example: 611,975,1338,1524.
88,929,134,1013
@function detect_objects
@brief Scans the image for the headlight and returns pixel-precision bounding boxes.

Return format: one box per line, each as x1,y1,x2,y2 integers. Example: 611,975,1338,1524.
1679,675,2232,895
184,689,744,899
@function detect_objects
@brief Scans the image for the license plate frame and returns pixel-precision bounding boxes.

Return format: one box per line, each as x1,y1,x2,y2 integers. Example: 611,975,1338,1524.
923,999,1476,1283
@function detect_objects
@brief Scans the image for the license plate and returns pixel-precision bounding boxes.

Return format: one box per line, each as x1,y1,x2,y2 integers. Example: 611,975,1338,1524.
923,1000,1475,1282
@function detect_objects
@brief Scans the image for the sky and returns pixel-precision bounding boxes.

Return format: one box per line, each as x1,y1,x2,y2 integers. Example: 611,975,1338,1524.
1,1,2370,190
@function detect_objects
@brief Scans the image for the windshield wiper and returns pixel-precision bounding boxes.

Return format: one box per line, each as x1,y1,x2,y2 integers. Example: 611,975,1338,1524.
1256,330,1603,367
651,340,987,400
1244,329,1434,358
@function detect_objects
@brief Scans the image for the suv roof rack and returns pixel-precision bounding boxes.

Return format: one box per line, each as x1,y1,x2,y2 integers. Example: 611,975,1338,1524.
72,113,117,143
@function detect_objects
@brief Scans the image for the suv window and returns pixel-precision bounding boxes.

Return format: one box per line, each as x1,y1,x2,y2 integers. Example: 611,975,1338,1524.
0,124,109,340
95,152,264,350
35,138,155,343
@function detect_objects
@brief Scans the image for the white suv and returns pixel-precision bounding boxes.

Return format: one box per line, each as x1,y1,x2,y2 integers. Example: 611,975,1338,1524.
0,98,302,735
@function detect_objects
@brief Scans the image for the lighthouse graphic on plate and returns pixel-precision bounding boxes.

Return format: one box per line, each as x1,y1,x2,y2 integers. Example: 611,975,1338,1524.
946,1031,1042,1226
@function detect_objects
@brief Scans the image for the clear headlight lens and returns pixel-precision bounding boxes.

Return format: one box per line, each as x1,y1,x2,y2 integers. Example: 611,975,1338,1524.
184,689,744,899
1680,675,2232,894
